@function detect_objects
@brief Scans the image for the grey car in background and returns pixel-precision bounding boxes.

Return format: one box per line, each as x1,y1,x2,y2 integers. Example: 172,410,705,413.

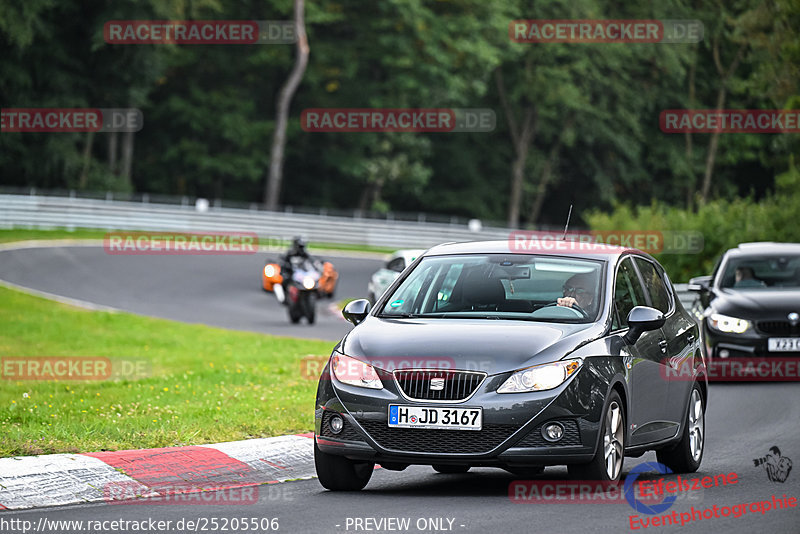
367,249,425,304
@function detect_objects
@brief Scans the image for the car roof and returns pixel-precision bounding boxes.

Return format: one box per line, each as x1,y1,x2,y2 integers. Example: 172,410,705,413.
423,239,650,262
726,242,800,256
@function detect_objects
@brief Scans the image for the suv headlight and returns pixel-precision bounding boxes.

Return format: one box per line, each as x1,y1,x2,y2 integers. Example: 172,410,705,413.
331,353,383,389
497,358,582,393
708,313,750,334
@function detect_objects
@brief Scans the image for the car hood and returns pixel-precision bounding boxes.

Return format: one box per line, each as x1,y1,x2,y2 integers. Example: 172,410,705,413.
711,288,800,319
339,317,606,375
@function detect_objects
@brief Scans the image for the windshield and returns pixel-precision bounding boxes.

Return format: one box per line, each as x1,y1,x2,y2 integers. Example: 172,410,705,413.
378,254,605,323
719,254,800,290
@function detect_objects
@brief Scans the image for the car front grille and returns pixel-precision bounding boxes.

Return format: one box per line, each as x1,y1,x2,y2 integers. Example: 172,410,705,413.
319,411,365,442
358,420,520,454
757,321,799,336
393,369,486,401
514,420,582,448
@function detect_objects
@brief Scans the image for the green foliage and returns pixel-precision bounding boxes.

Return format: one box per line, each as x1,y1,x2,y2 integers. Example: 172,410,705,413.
585,160,800,281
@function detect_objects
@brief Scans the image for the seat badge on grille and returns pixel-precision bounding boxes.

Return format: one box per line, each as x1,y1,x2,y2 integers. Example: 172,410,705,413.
430,377,445,391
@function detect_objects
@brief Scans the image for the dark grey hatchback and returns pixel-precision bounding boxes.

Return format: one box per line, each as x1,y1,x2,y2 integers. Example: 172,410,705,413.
314,241,707,490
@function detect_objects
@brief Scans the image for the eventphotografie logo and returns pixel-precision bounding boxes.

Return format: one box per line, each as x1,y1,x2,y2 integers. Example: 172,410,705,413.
660,109,800,134
103,231,259,255
1,108,142,133
300,108,496,133
510,20,703,43
104,21,296,44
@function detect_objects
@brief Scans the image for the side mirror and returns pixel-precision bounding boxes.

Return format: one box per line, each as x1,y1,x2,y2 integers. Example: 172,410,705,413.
687,276,712,292
343,299,371,325
623,306,666,345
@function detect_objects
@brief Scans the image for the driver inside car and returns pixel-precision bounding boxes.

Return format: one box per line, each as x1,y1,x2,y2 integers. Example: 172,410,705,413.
557,273,596,314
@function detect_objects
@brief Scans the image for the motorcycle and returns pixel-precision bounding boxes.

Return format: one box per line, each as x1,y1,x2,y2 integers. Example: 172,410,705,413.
265,257,331,324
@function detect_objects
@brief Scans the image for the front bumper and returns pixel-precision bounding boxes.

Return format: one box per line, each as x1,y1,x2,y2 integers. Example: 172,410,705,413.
314,360,615,467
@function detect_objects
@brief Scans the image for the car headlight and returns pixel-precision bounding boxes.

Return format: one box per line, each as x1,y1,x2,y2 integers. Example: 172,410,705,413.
708,313,750,334
303,277,316,290
331,353,383,389
497,359,582,393
264,265,275,277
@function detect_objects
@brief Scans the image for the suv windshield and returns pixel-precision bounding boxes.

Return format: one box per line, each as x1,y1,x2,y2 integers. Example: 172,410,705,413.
719,254,800,289
378,254,604,323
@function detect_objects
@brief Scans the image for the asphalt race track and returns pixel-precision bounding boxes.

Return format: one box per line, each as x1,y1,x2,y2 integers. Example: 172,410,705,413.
1,245,799,533
0,245,384,341
1,384,798,534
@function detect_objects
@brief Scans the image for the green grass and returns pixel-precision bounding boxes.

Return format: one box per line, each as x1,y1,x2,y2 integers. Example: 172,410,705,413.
0,228,395,254
0,286,333,457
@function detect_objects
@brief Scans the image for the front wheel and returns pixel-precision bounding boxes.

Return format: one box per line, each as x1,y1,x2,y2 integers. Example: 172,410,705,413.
314,441,374,491
568,390,625,481
302,292,317,324
657,386,704,473
433,464,470,474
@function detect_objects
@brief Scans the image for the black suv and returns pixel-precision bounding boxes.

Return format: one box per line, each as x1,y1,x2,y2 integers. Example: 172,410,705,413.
689,242,800,361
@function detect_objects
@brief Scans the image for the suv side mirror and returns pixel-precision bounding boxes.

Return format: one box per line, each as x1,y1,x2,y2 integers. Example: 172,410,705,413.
343,299,371,325
687,275,712,292
623,306,666,345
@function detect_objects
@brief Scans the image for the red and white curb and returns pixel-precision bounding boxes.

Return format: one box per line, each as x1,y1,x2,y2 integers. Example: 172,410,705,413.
0,434,315,510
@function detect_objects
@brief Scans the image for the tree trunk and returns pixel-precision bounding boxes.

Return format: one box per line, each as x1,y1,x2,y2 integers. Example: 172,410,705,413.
78,131,95,189
700,40,746,204
264,0,309,209
529,115,574,225
685,43,697,210
495,68,537,228
108,131,118,175
700,87,726,202
120,129,134,190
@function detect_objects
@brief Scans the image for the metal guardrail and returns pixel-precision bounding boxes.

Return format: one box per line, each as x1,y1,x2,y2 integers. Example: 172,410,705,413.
0,194,516,249
0,193,697,302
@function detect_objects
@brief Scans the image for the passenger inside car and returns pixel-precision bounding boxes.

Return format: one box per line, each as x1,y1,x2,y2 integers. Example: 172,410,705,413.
733,266,767,288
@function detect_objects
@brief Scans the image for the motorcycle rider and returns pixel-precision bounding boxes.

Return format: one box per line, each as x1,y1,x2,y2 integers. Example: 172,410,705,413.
274,237,311,303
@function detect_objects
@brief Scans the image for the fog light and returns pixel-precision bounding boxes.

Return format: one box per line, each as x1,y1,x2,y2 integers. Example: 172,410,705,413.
719,349,730,359
329,415,344,434
543,423,564,442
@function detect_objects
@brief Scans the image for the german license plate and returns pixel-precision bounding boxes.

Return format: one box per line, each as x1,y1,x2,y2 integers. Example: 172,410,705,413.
388,405,482,431
768,338,800,352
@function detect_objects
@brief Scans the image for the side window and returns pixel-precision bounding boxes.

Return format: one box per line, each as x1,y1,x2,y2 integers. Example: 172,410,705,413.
634,258,672,314
613,258,647,328
387,257,405,272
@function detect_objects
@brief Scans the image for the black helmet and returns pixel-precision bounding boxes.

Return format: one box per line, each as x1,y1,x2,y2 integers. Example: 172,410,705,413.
292,236,307,251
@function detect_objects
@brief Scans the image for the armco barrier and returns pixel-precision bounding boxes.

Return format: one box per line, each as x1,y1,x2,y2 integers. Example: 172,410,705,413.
0,194,511,249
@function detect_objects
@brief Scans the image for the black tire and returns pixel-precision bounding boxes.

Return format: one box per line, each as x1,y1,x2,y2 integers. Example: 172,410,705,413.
302,292,317,324
568,390,625,481
657,385,704,473
314,441,374,491
288,302,302,324
503,466,544,478
432,464,470,474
